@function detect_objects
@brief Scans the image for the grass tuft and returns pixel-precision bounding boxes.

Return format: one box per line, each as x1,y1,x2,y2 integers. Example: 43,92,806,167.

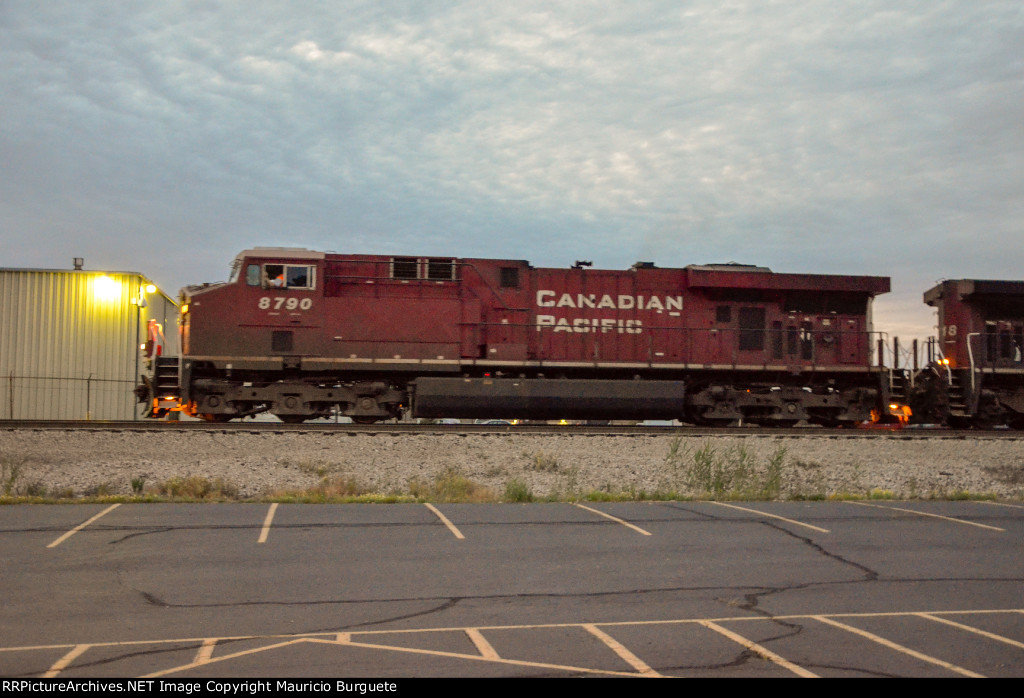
409,467,497,503
156,476,239,501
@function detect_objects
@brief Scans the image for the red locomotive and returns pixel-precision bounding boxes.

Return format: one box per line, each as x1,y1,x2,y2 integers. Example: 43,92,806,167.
145,248,892,425
910,279,1024,428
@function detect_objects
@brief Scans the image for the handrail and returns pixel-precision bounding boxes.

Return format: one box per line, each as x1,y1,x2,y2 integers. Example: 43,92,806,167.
931,343,953,386
966,332,980,394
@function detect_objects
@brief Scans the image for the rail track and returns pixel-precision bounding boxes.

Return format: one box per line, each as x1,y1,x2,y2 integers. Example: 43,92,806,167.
1,419,1018,439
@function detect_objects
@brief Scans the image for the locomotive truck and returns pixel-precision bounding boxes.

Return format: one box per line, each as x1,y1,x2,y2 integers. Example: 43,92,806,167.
140,248,894,425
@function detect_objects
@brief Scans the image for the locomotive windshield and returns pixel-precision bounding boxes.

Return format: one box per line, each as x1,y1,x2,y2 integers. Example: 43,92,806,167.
254,264,315,289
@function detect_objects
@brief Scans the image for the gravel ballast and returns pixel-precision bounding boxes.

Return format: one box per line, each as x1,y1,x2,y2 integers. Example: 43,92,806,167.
2,430,1023,500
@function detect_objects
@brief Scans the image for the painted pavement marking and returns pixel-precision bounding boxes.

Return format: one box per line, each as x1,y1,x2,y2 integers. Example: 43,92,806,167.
12,608,1021,677
813,615,985,677
847,501,1005,531
424,503,465,539
194,638,217,664
979,500,1024,510
916,613,1024,650
574,503,652,535
43,644,90,678
46,504,121,548
465,628,500,660
699,620,818,678
705,501,830,533
257,502,278,543
582,624,661,677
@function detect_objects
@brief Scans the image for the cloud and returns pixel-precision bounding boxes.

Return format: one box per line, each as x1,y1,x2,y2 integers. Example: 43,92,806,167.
1,1,1022,337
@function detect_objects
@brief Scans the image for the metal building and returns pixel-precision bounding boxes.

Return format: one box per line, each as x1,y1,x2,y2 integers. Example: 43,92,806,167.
0,263,178,420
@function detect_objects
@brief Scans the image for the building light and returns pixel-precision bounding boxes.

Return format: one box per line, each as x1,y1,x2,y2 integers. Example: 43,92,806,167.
93,275,121,302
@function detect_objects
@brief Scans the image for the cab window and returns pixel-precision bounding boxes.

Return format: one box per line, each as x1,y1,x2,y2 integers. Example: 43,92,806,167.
264,264,315,290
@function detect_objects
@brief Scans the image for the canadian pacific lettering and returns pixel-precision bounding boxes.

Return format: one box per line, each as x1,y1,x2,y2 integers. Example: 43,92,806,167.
536,290,683,311
536,316,643,333
534,290,681,333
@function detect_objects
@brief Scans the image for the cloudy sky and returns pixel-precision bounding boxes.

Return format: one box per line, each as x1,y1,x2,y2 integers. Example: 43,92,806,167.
2,1,1022,340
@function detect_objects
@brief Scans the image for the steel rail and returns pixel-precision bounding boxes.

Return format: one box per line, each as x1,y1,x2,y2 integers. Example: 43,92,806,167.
0,420,1018,439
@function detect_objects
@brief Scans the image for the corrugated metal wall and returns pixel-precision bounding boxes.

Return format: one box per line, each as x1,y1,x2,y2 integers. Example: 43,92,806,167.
0,269,178,420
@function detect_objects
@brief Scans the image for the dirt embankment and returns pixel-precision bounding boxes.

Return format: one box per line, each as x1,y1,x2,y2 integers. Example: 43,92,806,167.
1,430,1023,500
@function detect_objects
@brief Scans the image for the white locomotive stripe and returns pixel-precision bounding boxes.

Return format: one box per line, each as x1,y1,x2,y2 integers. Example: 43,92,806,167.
187,354,881,373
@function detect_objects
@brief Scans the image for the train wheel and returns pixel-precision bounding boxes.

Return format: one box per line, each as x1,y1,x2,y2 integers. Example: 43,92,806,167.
352,416,379,425
973,396,1004,430
200,413,232,423
275,415,309,424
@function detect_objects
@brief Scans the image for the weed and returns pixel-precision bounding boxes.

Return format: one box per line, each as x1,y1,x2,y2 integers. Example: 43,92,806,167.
560,465,581,500
682,442,790,500
1,456,24,496
281,458,334,478
503,479,534,503
24,481,47,497
531,452,561,472
131,477,146,495
409,467,496,502
762,447,786,499
83,482,116,498
271,476,369,502
156,476,239,500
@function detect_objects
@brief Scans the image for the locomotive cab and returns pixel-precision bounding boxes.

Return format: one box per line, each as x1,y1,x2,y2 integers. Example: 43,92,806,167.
915,280,1024,428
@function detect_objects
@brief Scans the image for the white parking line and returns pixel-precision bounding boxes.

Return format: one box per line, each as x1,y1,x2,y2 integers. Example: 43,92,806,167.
847,501,1005,531
424,503,465,539
43,644,90,677
258,503,278,543
813,615,985,677
573,503,652,535
699,620,818,678
194,638,217,664
705,501,830,533
465,628,500,660
916,613,1024,650
583,624,661,677
46,504,121,548
978,500,1024,510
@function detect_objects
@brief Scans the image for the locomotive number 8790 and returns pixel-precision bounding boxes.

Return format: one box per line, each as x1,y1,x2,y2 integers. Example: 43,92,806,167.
144,248,893,425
